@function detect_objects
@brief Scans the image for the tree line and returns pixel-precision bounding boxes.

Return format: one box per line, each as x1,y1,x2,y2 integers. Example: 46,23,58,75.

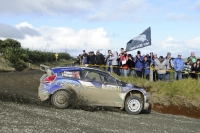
0,38,72,71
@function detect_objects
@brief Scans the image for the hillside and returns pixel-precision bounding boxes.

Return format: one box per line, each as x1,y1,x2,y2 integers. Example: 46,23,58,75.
0,56,15,72
0,55,75,72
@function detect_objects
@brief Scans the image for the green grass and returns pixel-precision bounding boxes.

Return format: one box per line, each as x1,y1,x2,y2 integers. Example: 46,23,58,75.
114,74,200,105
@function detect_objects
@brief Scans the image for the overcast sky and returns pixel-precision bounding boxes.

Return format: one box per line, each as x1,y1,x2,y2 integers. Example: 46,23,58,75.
0,0,200,58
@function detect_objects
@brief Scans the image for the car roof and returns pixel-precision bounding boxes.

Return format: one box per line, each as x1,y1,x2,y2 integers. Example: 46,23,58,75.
51,66,122,81
51,66,106,74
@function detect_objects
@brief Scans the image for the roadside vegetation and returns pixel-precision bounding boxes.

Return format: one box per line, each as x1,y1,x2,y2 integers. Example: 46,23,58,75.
117,75,200,107
1,38,200,110
0,38,75,71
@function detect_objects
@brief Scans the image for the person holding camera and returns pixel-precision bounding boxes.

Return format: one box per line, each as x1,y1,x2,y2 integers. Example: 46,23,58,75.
120,51,129,77
134,51,144,78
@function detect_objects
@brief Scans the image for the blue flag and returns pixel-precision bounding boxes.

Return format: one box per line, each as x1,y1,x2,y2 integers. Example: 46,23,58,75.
126,27,151,52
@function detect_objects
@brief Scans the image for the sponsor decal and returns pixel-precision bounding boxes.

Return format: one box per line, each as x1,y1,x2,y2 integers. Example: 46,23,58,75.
61,71,80,79
102,85,121,91
78,81,95,88
56,80,80,88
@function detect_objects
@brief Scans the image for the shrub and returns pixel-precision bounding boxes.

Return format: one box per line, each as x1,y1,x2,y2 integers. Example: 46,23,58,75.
14,60,27,71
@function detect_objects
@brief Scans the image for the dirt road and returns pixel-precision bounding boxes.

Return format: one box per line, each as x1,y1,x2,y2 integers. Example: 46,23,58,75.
0,70,200,132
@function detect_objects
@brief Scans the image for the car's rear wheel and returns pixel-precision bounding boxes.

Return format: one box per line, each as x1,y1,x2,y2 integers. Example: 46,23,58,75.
125,96,143,115
51,90,70,109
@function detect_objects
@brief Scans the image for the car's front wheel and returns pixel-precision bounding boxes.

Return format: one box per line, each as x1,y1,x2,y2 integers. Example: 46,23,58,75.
51,90,70,109
125,96,143,115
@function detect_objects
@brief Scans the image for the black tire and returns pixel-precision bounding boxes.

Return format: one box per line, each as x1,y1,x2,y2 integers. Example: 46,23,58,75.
51,90,70,109
125,96,143,115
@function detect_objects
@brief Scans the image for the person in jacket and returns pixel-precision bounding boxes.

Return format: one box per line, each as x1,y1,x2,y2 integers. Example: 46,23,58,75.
143,55,151,80
74,55,82,65
88,51,96,65
126,54,135,76
173,53,185,80
155,56,167,81
82,50,88,65
117,48,125,76
152,53,159,81
134,51,144,78
121,51,129,77
182,61,191,79
165,52,174,81
187,52,196,65
96,50,105,66
108,51,119,75
105,50,112,73
191,59,200,79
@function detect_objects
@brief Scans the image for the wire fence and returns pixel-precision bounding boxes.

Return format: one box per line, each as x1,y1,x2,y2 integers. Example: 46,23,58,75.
67,63,200,81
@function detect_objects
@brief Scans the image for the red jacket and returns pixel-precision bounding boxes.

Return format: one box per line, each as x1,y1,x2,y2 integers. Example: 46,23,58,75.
121,55,128,69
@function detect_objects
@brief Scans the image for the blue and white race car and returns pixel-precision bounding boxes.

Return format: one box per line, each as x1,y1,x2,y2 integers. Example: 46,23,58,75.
38,64,150,115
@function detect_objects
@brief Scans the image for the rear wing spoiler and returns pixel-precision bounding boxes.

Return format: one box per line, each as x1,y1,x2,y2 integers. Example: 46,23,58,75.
40,64,52,76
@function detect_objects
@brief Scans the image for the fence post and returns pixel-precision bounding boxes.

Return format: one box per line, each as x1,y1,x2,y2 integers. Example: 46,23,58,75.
150,63,153,82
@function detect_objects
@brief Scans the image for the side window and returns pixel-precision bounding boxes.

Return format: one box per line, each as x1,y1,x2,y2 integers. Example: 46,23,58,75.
85,71,103,83
116,79,126,86
60,71,81,79
107,76,117,85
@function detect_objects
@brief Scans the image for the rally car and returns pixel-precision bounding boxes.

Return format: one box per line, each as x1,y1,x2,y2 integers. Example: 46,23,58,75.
38,64,150,115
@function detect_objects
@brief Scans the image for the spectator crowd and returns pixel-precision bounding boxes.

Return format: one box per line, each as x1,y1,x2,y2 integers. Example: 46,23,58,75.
74,49,200,81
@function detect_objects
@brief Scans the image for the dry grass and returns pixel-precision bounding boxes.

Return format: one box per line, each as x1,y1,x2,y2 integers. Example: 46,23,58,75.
0,56,15,71
116,75,200,106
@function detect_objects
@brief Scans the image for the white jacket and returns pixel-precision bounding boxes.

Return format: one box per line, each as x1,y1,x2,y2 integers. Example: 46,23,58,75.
155,59,167,74
108,51,118,66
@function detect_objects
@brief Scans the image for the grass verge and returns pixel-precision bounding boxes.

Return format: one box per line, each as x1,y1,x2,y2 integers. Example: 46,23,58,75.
115,75,200,107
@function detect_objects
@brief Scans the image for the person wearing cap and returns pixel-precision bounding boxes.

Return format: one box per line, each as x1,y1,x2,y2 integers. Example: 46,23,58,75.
173,53,184,80
165,52,174,81
134,50,144,78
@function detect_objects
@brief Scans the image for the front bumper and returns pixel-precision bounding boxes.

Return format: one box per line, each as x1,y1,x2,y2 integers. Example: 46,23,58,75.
143,94,150,110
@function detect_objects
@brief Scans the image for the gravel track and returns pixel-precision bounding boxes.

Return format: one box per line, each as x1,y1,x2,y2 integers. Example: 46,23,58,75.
0,70,200,133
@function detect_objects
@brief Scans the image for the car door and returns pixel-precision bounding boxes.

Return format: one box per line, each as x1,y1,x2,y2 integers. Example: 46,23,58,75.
100,75,123,107
80,70,122,107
